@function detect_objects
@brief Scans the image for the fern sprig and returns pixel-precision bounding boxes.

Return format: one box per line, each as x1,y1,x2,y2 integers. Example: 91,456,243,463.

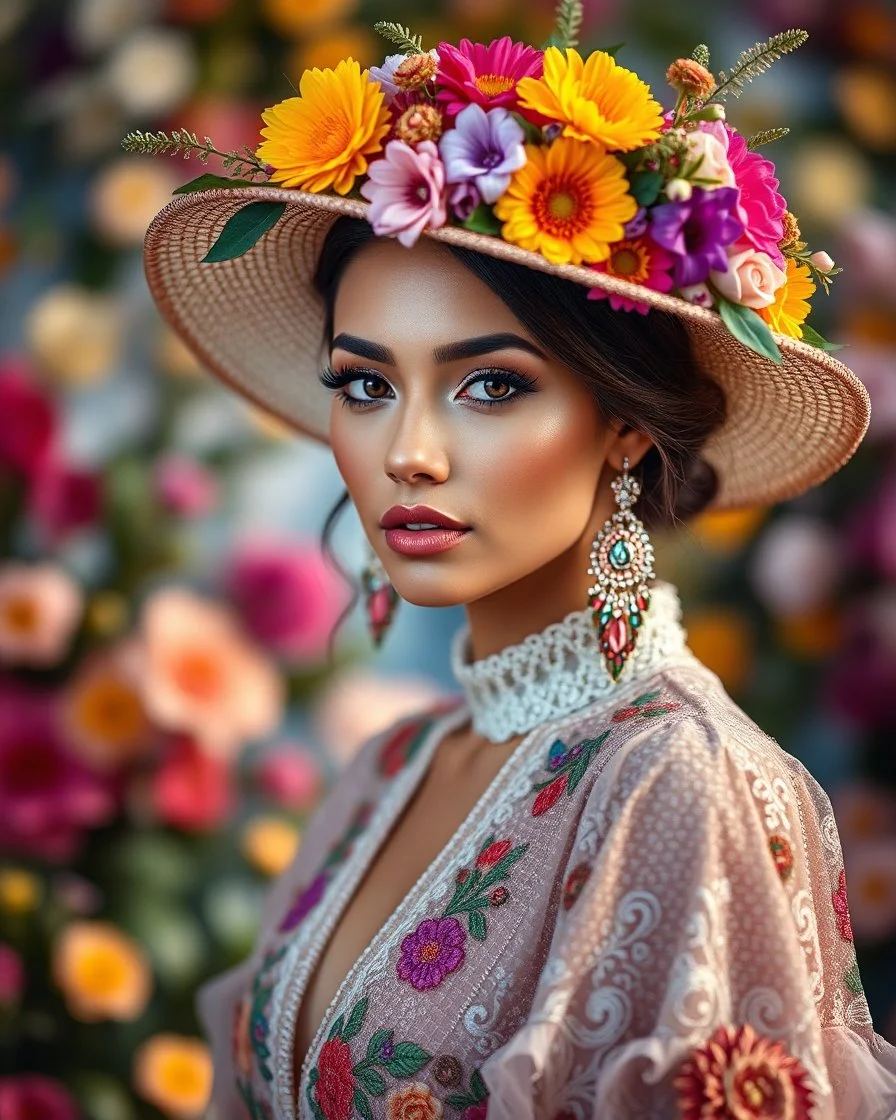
549,0,584,51
690,43,710,68
746,127,790,150
121,129,269,178
373,21,424,54
707,29,808,103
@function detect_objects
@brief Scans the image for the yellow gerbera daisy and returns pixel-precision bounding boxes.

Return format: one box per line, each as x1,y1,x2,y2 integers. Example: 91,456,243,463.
256,58,391,195
516,47,665,152
758,258,816,338
494,138,637,266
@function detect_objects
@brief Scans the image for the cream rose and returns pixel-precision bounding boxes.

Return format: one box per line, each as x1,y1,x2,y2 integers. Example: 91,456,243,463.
710,246,786,309
684,131,735,189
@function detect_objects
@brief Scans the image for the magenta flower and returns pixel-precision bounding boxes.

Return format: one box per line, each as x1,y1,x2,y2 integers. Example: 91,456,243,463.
0,359,57,477
439,103,525,205
436,36,544,119
255,744,322,811
0,685,115,862
397,916,466,990
30,458,104,540
0,1075,79,1120
360,140,447,248
153,453,220,517
649,186,746,288
226,539,349,663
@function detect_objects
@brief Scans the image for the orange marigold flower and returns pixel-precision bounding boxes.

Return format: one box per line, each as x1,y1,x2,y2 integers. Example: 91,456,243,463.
780,210,801,248
133,1033,213,1119
758,257,816,339
393,52,438,90
666,57,715,99
52,920,152,1022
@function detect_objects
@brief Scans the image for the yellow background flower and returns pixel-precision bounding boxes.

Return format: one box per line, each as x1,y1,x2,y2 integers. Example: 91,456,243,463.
0,869,42,914
52,920,152,1022
516,47,665,152
256,58,390,195
133,1033,213,1119
759,257,816,338
241,816,301,877
494,137,636,266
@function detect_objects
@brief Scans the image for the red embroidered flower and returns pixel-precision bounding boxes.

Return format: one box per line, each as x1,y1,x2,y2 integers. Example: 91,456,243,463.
379,722,421,778
611,699,682,722
315,1037,356,1120
562,862,592,910
489,887,508,907
768,834,794,882
476,839,512,869
532,774,567,817
833,868,854,942
461,1104,488,1120
674,1023,815,1119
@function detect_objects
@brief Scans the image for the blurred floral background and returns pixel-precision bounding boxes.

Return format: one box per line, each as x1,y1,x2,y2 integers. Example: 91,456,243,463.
0,0,894,1116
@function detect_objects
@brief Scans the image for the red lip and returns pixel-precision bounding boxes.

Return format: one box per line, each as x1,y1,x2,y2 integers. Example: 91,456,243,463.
380,504,470,530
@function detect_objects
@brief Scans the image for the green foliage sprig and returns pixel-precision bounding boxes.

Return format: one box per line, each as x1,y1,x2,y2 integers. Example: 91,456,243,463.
373,21,424,54
690,43,711,68
746,127,791,150
547,0,584,51
121,129,268,179
707,29,808,103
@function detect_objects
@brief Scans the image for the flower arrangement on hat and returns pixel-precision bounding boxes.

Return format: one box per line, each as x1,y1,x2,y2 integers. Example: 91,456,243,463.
122,0,840,365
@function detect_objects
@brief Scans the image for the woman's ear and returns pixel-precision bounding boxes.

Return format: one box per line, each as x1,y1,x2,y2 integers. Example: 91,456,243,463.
605,425,654,472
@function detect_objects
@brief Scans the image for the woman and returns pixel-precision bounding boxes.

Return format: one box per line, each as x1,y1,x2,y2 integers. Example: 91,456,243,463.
134,12,896,1119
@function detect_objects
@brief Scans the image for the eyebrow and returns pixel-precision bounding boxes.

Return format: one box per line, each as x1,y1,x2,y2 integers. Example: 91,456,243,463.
331,332,547,365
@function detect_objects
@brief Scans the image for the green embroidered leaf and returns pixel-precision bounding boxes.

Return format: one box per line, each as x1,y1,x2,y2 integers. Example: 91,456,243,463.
201,201,286,263
715,295,783,364
328,1013,345,1041
800,322,844,352
462,203,503,237
353,1088,374,1120
471,1069,487,1100
446,1093,475,1110
366,1028,392,1061
629,170,664,207
631,689,661,706
565,756,591,796
468,907,488,941
845,960,864,993
306,1079,325,1120
356,1067,387,1095
173,173,259,195
342,996,368,1040
479,833,496,853
383,1041,431,1077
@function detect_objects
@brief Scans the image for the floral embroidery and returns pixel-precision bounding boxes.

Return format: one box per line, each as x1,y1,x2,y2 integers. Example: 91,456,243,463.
610,688,682,722
248,944,288,1082
236,1078,274,1120
531,732,610,816
845,957,864,994
673,1023,815,1119
562,862,592,910
396,834,529,990
386,1081,443,1118
378,703,461,778
444,1067,489,1116
768,833,794,881
306,995,432,1120
278,801,374,933
432,1055,463,1087
833,867,854,942
231,992,253,1079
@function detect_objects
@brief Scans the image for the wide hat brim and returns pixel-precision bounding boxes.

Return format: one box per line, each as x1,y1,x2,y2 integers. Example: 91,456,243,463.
144,185,869,510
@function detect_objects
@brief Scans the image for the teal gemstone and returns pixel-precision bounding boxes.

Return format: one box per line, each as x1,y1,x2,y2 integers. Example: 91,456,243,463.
609,539,630,569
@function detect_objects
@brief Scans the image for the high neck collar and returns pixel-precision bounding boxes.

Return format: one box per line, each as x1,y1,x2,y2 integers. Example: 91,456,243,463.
449,581,691,742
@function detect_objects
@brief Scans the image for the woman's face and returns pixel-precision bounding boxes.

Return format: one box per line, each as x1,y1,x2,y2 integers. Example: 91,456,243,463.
325,236,629,611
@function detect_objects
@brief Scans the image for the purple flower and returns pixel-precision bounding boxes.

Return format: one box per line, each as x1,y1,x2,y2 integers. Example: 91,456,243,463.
279,870,328,932
368,53,407,104
360,140,447,248
449,181,481,222
396,916,466,990
624,207,649,239
438,103,525,205
649,186,746,287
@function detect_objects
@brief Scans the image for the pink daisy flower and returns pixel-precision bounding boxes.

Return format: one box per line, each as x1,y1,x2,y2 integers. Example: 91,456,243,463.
436,36,544,120
587,236,676,314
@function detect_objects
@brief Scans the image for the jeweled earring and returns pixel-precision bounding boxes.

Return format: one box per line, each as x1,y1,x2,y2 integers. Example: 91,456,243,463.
586,457,656,682
361,543,399,647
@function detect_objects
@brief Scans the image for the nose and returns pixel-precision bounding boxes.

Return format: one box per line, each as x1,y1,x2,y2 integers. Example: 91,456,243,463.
383,400,450,485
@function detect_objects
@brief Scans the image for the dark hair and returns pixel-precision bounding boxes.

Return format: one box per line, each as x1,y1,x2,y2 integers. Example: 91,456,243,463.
315,216,727,657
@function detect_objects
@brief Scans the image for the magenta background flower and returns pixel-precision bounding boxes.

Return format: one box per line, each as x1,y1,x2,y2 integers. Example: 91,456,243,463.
279,870,328,932
360,140,447,248
226,539,349,662
396,916,466,989
0,360,57,477
0,685,116,861
649,186,746,287
436,36,544,119
439,103,525,204
255,744,322,811
30,459,104,539
0,1074,79,1120
153,453,220,517
846,471,896,580
0,943,24,1005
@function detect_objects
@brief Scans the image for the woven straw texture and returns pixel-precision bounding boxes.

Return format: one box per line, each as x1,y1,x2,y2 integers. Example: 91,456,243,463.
144,186,870,510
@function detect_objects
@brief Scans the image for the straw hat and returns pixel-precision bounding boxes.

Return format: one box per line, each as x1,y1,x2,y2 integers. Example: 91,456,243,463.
136,27,870,511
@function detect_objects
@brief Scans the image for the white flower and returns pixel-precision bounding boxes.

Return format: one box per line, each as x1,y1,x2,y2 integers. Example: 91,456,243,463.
104,27,196,115
710,245,787,309
665,178,692,202
684,130,735,189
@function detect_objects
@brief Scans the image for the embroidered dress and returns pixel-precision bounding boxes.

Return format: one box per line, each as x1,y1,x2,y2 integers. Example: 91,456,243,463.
196,582,896,1120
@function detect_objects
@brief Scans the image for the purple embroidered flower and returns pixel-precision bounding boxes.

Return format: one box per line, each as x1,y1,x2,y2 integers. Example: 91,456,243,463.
570,744,583,758
649,186,746,287
438,103,526,205
360,140,447,248
548,751,569,770
449,180,481,222
380,1032,395,1060
278,870,328,932
397,916,466,990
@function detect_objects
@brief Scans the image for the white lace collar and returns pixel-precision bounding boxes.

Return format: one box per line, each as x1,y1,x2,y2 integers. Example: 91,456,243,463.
449,580,691,742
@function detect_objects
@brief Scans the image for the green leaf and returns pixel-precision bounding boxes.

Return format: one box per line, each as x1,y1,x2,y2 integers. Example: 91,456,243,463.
690,43,710,68
366,1028,392,1061
201,200,286,263
632,689,661,706
327,1013,345,1041
597,42,624,57
173,173,260,195
845,960,864,994
373,21,424,53
356,1067,387,1095
800,322,844,352
353,1088,374,1120
746,127,790,151
383,1042,431,1078
707,29,808,103
462,203,503,237
715,295,783,364
629,170,664,207
471,1069,487,1100
342,996,368,1040
446,1094,475,1110
468,908,488,941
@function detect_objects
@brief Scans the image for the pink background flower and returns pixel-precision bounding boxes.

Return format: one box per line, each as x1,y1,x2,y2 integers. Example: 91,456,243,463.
30,459,104,540
0,562,83,667
0,359,56,476
153,453,220,517
150,734,235,831
255,744,322,810
0,1074,79,1120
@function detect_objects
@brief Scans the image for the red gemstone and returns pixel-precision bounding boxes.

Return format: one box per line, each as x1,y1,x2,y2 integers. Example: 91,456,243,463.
605,615,628,654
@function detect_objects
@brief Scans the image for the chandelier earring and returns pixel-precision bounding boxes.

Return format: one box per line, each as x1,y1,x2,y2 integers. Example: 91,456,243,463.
586,457,656,683
361,541,399,647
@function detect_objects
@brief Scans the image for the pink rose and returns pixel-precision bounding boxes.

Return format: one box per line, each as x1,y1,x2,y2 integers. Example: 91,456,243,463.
711,243,786,309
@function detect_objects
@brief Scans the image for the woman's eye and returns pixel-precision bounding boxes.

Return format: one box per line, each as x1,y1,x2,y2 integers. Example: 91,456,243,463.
463,375,516,403
345,375,391,401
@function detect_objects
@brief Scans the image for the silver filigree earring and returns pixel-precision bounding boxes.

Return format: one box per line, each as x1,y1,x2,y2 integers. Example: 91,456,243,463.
360,542,399,647
586,457,656,682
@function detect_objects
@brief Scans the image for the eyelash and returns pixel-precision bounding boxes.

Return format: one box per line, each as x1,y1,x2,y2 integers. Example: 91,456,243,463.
318,366,539,411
